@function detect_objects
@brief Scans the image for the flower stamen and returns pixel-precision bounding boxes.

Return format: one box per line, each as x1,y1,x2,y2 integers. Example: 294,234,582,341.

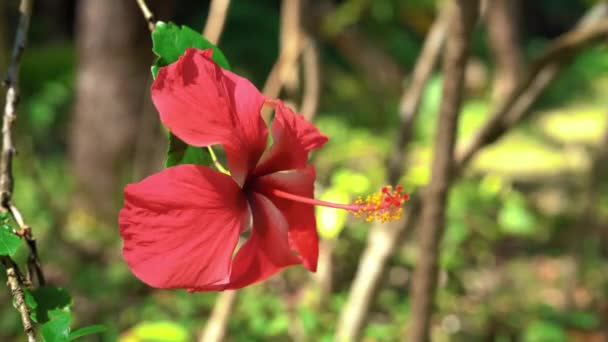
351,185,409,222
270,185,409,223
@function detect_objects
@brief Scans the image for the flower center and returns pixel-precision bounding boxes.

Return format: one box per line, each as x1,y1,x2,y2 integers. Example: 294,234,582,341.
270,185,409,223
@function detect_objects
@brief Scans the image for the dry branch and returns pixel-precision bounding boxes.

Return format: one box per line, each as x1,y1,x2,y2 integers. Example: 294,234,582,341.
334,7,449,341
1,0,38,340
406,1,479,341
1,257,35,342
456,8,608,168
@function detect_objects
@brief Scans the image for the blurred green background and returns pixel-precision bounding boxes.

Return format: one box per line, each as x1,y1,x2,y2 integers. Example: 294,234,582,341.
1,0,607,341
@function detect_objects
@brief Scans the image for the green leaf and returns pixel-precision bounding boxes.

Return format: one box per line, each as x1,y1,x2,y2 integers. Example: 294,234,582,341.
523,320,567,342
498,193,536,236
150,21,230,168
31,286,72,323
68,325,107,341
41,310,71,342
23,289,38,310
151,21,230,75
0,210,9,221
165,133,212,168
0,227,21,256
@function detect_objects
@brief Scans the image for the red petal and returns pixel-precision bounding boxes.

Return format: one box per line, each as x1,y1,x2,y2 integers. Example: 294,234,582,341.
253,166,319,271
119,165,249,290
152,48,268,184
226,193,300,289
254,100,328,176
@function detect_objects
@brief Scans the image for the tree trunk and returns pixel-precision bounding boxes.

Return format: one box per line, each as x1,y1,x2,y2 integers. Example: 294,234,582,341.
485,0,524,102
70,0,153,223
406,1,479,341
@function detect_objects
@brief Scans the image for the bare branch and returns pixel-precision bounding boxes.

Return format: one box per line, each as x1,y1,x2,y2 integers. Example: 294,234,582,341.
335,205,420,342
1,1,40,339
388,6,450,184
335,7,448,340
136,0,156,31
485,0,524,101
456,10,608,168
202,0,232,45
407,1,479,341
262,0,303,121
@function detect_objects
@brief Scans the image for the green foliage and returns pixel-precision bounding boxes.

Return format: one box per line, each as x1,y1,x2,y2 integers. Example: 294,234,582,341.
41,310,71,342
151,21,230,77
23,287,104,342
150,21,231,168
29,287,72,323
0,226,21,257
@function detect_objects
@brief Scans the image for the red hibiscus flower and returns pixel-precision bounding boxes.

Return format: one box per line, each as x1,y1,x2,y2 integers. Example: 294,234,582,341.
118,48,408,291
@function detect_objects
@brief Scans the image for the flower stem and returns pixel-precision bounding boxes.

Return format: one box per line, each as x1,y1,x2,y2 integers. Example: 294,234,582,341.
207,147,230,175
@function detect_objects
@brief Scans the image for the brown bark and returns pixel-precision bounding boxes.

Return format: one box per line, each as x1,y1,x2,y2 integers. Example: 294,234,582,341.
485,0,524,101
70,0,153,222
406,1,479,341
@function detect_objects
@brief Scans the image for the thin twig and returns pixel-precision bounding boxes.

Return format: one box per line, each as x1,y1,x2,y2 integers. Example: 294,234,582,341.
202,0,232,45
136,0,156,31
407,1,479,341
1,0,36,340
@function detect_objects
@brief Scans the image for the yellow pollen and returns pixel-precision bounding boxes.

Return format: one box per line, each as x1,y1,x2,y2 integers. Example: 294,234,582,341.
348,185,409,223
